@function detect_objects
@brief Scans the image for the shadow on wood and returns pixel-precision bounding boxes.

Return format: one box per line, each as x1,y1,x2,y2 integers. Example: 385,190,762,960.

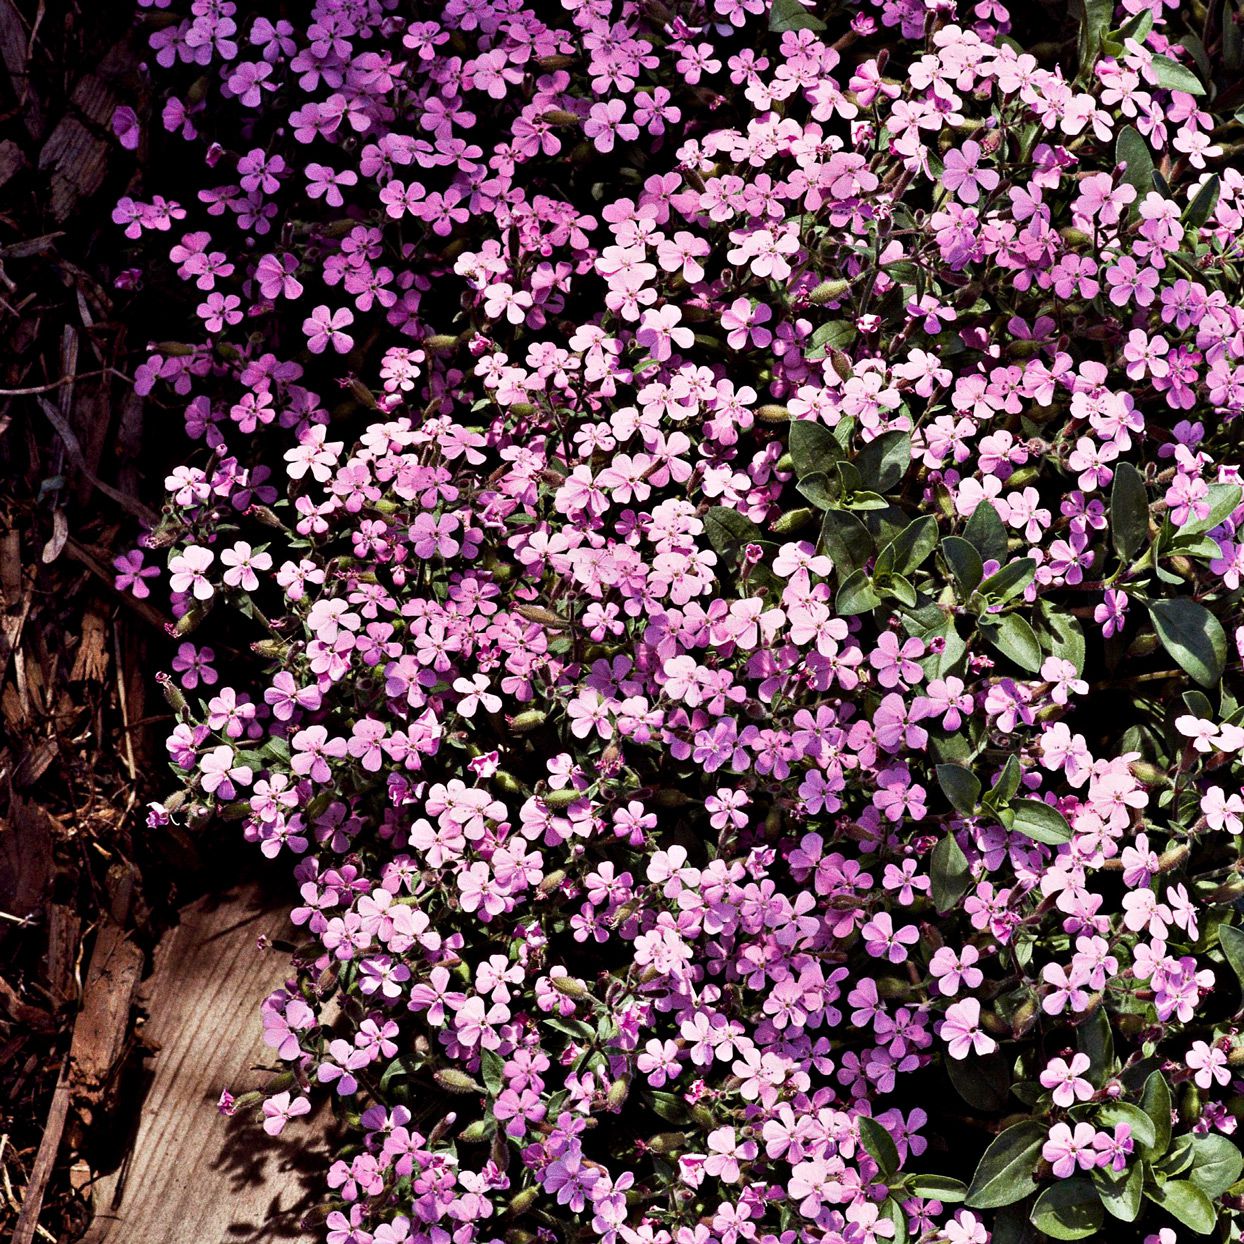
83,885,336,1244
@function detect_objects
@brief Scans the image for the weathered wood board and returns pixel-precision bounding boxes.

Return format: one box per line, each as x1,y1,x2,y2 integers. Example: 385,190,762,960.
83,885,332,1244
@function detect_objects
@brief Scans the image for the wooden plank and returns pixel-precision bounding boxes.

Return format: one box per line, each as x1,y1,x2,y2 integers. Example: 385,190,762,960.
83,886,327,1244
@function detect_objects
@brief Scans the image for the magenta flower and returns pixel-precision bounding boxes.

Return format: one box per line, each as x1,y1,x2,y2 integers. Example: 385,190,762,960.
261,1091,311,1136
942,141,999,204
303,304,354,354
940,998,997,1060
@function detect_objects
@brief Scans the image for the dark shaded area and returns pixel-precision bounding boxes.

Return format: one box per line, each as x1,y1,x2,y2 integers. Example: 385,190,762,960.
0,1,278,1239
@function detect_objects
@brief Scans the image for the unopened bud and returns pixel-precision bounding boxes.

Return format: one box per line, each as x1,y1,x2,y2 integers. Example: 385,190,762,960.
772,508,815,534
537,868,567,895
510,710,547,733
434,1069,486,1094
550,974,591,1001
755,404,790,423
508,1187,540,1216
809,279,852,305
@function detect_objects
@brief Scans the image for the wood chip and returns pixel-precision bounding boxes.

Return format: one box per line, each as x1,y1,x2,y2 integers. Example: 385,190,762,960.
10,1062,70,1244
69,607,108,682
0,795,52,919
83,887,327,1244
67,919,143,1115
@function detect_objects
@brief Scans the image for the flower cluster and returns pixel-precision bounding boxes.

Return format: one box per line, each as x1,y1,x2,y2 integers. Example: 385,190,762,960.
118,0,1244,1241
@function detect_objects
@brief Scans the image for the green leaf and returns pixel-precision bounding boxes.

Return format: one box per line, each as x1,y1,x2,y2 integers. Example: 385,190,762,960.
981,612,1043,673
855,430,911,493
1218,923,1244,995
879,1196,908,1244
943,535,984,597
948,1049,1012,1112
647,1090,691,1124
789,419,842,478
1115,127,1155,199
1076,1008,1116,1086
936,764,981,816
931,832,971,912
1037,601,1086,675
1187,1133,1244,1198
1072,0,1115,75
1096,1103,1155,1153
767,0,825,31
1181,483,1241,535
858,1115,900,1177
804,317,855,357
1093,1162,1143,1222
1226,0,1243,71
704,506,763,555
836,568,881,616
1009,798,1074,845
1150,52,1205,94
1147,1179,1216,1234
1140,1070,1173,1158
1184,175,1220,228
796,471,837,510
990,1204,1041,1244
988,755,1023,808
821,509,875,576
1110,461,1149,559
963,500,1009,565
978,559,1036,605
1029,1179,1104,1240
882,572,917,608
481,1048,506,1096
1148,598,1226,689
965,1120,1046,1208
907,1175,968,1204
878,516,938,578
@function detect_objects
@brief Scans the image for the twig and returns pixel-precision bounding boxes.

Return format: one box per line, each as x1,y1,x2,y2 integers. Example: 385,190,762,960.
0,369,119,396
36,399,158,526
9,1060,69,1244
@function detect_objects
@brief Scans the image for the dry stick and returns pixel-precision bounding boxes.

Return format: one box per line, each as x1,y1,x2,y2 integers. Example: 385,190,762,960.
9,1060,69,1244
0,369,116,396
34,398,158,527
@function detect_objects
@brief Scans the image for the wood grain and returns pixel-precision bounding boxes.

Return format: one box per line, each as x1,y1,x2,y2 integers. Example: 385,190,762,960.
84,885,333,1244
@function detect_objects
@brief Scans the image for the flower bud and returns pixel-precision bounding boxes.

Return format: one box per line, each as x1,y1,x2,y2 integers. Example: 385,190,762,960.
809,279,852,305
550,974,591,1001
458,1119,494,1143
755,404,790,423
544,786,584,808
434,1069,486,1094
509,709,547,733
508,1187,540,1216
538,868,567,895
647,1132,686,1154
772,507,815,534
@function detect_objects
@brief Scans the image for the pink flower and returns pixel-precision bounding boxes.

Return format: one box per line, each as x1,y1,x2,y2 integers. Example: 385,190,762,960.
940,998,997,1060
303,304,355,354
261,1090,311,1136
1042,1121,1099,1178
1187,1039,1231,1089
1038,1052,1094,1107
168,546,215,600
942,140,1000,204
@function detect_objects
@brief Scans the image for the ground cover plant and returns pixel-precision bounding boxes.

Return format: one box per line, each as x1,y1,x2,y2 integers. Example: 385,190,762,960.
115,0,1244,1239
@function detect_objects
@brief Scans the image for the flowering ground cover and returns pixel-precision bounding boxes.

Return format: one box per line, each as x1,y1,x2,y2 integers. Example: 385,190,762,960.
113,0,1244,1240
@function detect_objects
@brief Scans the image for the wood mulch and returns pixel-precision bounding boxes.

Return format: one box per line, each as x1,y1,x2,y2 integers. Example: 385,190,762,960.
0,4,316,1241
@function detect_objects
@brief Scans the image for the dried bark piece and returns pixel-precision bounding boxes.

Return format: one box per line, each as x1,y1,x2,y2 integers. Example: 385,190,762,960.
67,919,143,1116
